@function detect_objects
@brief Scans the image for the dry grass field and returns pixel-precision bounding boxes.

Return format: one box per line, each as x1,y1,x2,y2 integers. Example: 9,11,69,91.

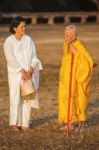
0,24,99,150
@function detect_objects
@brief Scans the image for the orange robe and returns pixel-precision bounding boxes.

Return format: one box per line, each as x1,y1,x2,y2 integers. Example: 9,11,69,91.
58,39,93,124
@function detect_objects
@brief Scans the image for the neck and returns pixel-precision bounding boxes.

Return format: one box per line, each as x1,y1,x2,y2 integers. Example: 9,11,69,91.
14,33,23,41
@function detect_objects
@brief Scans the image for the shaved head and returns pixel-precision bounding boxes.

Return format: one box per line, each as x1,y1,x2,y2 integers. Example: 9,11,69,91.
64,25,77,44
65,25,77,36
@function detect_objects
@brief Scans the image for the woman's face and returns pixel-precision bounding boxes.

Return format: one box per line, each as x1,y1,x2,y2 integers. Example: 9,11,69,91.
65,29,76,44
14,21,26,36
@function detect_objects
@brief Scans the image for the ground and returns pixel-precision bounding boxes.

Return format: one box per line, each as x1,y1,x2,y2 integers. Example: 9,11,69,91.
0,24,99,150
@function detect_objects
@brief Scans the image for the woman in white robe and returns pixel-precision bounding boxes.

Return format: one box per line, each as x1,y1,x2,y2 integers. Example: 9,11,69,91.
4,16,42,131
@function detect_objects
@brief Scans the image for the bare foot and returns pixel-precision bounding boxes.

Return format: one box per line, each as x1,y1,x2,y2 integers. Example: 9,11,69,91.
11,125,20,132
59,126,66,131
59,123,73,131
78,122,85,140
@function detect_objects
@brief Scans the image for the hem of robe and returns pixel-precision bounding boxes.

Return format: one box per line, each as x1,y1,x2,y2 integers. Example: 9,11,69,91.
9,123,29,128
58,113,86,124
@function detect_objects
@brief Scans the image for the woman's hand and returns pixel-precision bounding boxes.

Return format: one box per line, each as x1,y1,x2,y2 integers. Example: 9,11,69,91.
69,43,77,54
28,66,34,78
20,69,31,80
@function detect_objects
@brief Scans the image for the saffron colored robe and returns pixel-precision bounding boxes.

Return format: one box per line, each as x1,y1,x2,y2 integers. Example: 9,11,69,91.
58,39,93,124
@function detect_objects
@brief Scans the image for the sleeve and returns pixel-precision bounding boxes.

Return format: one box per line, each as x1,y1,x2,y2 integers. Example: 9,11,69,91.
4,39,22,72
30,39,43,70
76,41,93,83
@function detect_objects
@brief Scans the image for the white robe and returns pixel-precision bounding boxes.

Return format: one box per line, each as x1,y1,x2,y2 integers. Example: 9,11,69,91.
4,34,42,127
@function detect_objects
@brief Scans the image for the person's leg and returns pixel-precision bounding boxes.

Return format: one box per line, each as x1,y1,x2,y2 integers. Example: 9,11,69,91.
10,104,19,126
9,75,21,130
10,104,20,131
79,121,85,132
16,102,22,130
10,94,23,131
21,101,31,130
78,121,85,140
59,122,73,131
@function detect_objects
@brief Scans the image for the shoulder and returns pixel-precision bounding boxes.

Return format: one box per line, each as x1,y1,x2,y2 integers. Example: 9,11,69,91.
4,35,14,47
4,35,13,44
74,39,88,52
76,39,85,47
24,35,34,44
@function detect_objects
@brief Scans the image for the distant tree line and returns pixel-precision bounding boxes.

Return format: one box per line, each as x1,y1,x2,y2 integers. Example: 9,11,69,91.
0,0,97,12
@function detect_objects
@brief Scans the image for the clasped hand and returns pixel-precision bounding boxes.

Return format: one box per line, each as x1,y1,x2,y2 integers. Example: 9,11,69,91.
20,66,33,80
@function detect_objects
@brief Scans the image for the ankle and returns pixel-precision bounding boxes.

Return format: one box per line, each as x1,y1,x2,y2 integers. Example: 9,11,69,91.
11,125,17,128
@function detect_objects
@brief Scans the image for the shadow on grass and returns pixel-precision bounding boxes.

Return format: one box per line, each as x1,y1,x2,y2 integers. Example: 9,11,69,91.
87,99,99,126
30,113,57,128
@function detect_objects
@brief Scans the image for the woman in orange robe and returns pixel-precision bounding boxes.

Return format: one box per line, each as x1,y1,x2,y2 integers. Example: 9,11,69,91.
58,25,93,132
